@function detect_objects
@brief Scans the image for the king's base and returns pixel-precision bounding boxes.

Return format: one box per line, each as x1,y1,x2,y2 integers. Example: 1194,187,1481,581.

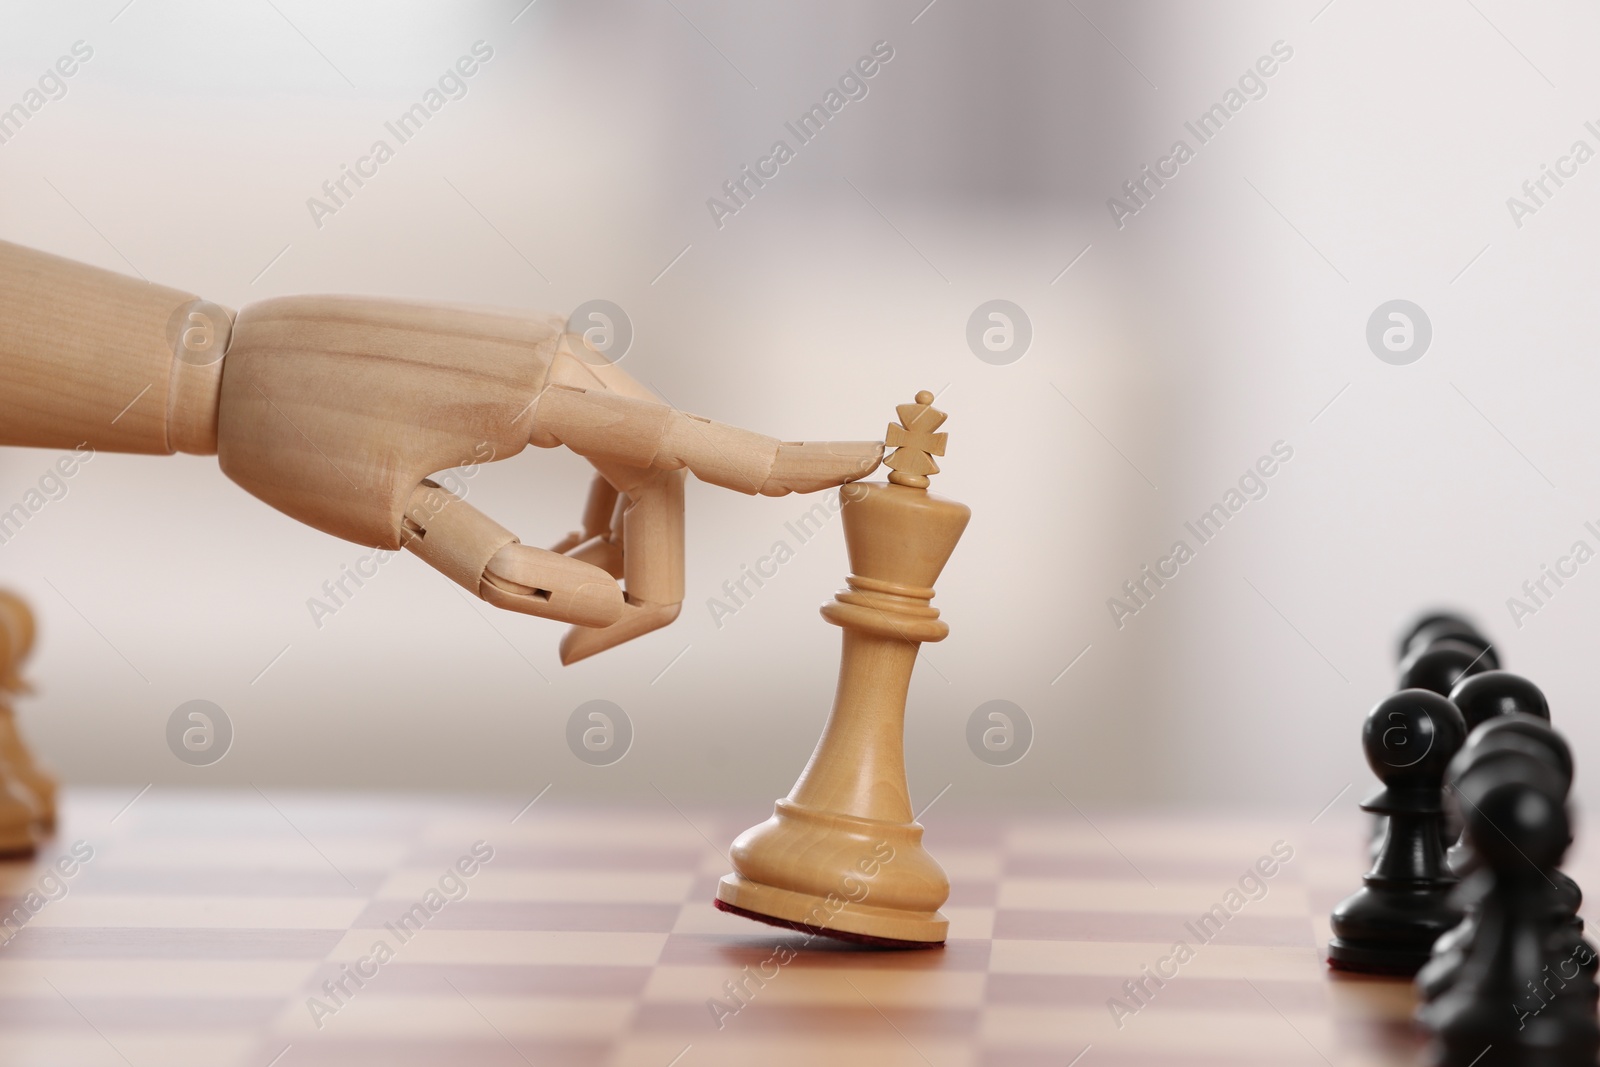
715,873,947,947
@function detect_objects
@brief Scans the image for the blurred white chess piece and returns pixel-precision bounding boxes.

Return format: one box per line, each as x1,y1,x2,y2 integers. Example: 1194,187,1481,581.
0,589,53,849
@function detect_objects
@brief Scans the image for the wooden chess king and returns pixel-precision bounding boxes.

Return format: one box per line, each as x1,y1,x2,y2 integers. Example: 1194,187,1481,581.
715,391,968,947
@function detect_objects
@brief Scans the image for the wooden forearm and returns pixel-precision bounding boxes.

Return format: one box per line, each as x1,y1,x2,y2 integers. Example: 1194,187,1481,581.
0,239,230,455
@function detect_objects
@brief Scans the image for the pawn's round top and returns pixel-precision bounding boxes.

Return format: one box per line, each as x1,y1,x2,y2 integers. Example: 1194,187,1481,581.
1464,773,1568,873
1448,670,1548,732
1396,611,1496,667
1398,638,1492,696
1361,689,1466,805
1452,712,1573,793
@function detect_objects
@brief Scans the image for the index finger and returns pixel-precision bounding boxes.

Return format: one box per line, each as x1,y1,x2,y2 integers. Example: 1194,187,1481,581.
530,384,882,496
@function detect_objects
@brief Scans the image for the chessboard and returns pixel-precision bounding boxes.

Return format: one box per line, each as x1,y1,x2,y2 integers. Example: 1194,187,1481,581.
0,789,1561,1067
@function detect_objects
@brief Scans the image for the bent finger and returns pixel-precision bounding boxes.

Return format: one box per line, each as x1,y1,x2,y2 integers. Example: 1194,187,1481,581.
558,463,684,665
400,480,623,629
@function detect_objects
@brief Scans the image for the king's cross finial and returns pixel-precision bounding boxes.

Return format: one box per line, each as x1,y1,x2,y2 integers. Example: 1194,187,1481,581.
885,390,947,489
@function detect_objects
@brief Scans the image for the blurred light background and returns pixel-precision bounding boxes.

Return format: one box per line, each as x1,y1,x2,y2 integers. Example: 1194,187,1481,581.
2,0,1598,824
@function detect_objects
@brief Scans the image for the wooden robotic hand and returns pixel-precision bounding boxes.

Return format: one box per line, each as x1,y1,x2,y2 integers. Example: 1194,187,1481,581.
0,240,882,663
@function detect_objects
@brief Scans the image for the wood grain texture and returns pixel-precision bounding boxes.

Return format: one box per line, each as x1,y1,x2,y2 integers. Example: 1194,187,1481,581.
218,295,560,549
0,793,1433,1066
0,239,884,662
719,394,970,944
0,239,230,455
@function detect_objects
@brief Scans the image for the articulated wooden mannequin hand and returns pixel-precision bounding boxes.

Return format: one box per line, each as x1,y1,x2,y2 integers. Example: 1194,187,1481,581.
0,239,882,663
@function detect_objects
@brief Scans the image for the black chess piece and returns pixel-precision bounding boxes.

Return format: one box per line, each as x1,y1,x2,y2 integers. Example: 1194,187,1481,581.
1422,752,1599,1067
1399,638,1495,697
1415,867,1493,1002
1450,671,1550,731
1329,689,1467,974
1374,618,1500,856
1398,611,1500,671
1444,673,1552,874
1416,715,1592,1003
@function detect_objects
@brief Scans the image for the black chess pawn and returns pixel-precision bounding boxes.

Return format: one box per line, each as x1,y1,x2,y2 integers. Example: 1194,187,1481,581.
1398,611,1500,672
1374,618,1500,856
1447,716,1579,927
1415,866,1493,1002
1399,638,1495,697
1444,672,1552,874
1422,753,1599,1067
1450,671,1549,730
1330,689,1467,974
1417,715,1592,1003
